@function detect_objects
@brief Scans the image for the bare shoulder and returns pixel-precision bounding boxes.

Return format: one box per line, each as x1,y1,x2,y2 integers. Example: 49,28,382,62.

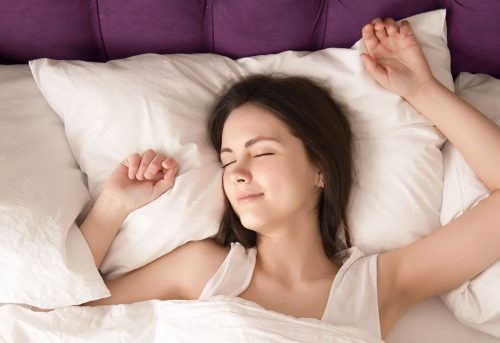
179,238,231,300
83,238,230,306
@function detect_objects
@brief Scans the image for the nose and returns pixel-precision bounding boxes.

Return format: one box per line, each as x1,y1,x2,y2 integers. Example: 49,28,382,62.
227,161,252,184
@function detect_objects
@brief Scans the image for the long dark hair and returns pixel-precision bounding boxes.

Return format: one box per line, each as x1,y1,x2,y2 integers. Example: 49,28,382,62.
207,73,355,262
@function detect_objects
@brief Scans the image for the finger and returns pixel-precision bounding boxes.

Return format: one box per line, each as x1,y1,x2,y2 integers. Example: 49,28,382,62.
384,18,398,37
162,158,177,169
152,165,178,198
151,170,165,182
151,180,173,199
144,153,167,180
359,53,388,86
163,163,178,181
400,20,414,38
125,153,141,179
371,17,384,27
359,53,375,71
136,149,156,180
362,23,379,55
372,17,388,42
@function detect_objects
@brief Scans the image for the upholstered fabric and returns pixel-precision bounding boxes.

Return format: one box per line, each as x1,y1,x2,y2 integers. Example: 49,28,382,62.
0,0,499,77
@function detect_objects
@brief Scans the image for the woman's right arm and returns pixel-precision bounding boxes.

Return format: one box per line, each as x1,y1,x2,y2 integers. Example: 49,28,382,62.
78,150,229,306
82,239,229,306
80,149,178,270
79,192,129,270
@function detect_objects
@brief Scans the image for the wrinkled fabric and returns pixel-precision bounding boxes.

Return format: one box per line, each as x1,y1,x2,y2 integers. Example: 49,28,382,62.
0,299,384,343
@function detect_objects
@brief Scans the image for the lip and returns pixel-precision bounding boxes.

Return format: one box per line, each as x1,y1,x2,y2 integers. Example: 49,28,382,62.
237,192,264,202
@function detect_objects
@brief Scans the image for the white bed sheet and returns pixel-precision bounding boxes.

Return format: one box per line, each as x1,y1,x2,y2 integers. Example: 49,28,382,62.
0,298,382,343
1,296,498,342
387,296,499,342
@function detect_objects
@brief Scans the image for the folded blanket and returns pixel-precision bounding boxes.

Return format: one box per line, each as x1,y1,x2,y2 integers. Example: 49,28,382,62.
0,297,384,342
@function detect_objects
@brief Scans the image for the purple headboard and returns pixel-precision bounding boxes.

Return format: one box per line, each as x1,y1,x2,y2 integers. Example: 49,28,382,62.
1,0,499,78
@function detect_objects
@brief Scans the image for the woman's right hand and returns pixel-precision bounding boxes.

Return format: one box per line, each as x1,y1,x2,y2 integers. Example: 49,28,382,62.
101,149,178,214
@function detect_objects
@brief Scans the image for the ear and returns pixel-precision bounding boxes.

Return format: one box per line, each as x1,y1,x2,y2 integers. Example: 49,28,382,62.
316,171,325,188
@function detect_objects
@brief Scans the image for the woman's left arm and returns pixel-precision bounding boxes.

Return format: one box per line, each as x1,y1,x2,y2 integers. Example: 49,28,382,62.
379,190,500,317
361,18,500,192
405,77,500,193
361,17,500,320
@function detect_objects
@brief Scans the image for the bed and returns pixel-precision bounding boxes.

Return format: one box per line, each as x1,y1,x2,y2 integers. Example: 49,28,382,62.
1,1,500,342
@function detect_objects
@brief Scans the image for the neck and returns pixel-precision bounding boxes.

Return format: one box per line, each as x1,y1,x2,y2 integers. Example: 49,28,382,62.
254,212,338,286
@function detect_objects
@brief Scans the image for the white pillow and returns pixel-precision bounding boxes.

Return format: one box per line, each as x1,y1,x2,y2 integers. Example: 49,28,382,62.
439,72,500,338
29,9,452,280
0,65,110,308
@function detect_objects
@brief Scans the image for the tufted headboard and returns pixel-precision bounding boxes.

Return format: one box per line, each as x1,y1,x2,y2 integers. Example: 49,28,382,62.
1,0,499,78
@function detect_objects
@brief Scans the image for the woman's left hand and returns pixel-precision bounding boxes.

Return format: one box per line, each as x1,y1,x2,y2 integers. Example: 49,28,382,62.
360,18,435,99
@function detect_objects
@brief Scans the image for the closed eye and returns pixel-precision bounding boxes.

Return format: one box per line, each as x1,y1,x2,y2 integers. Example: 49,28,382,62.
221,153,274,169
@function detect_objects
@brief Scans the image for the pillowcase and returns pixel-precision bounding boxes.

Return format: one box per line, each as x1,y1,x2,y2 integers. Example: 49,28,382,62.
439,72,500,338
0,65,110,308
29,9,452,280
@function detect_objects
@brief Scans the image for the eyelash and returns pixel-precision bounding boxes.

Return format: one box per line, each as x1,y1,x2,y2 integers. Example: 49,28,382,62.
221,153,274,169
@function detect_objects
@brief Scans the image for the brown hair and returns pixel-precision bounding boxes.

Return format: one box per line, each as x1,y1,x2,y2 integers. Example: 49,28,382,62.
207,73,355,261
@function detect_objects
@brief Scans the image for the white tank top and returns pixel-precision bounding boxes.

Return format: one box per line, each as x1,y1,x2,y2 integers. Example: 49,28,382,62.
199,242,381,340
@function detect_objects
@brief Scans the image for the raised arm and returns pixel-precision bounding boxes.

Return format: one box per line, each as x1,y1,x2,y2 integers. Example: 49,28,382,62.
79,193,129,270
360,18,500,338
77,150,229,306
30,150,179,312
360,18,500,191
406,79,500,192
80,149,178,269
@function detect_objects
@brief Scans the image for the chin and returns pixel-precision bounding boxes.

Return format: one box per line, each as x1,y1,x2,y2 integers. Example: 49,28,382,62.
239,218,260,231
239,214,266,231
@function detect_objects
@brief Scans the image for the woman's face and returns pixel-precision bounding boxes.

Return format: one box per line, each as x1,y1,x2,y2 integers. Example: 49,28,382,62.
220,102,322,233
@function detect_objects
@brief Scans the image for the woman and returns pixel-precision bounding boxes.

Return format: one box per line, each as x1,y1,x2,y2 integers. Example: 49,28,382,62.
76,18,500,341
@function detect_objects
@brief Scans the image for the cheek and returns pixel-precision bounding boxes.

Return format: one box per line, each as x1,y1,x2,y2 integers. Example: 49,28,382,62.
221,171,243,208
222,173,232,198
279,164,318,201
265,163,310,197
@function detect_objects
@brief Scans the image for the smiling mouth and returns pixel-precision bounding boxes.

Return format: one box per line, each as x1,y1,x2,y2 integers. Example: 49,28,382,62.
237,193,263,203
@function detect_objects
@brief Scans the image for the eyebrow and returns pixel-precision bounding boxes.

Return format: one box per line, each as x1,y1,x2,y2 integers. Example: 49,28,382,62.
220,136,281,154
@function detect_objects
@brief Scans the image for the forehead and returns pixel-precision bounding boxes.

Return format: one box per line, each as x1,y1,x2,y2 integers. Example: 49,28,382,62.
221,103,290,143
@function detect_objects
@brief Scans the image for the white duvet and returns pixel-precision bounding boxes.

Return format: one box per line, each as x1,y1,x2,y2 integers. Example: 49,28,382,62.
0,297,384,343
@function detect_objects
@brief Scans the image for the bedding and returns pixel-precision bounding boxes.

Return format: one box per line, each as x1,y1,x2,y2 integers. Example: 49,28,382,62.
0,65,110,308
2,1,500,342
0,297,384,343
29,10,450,280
